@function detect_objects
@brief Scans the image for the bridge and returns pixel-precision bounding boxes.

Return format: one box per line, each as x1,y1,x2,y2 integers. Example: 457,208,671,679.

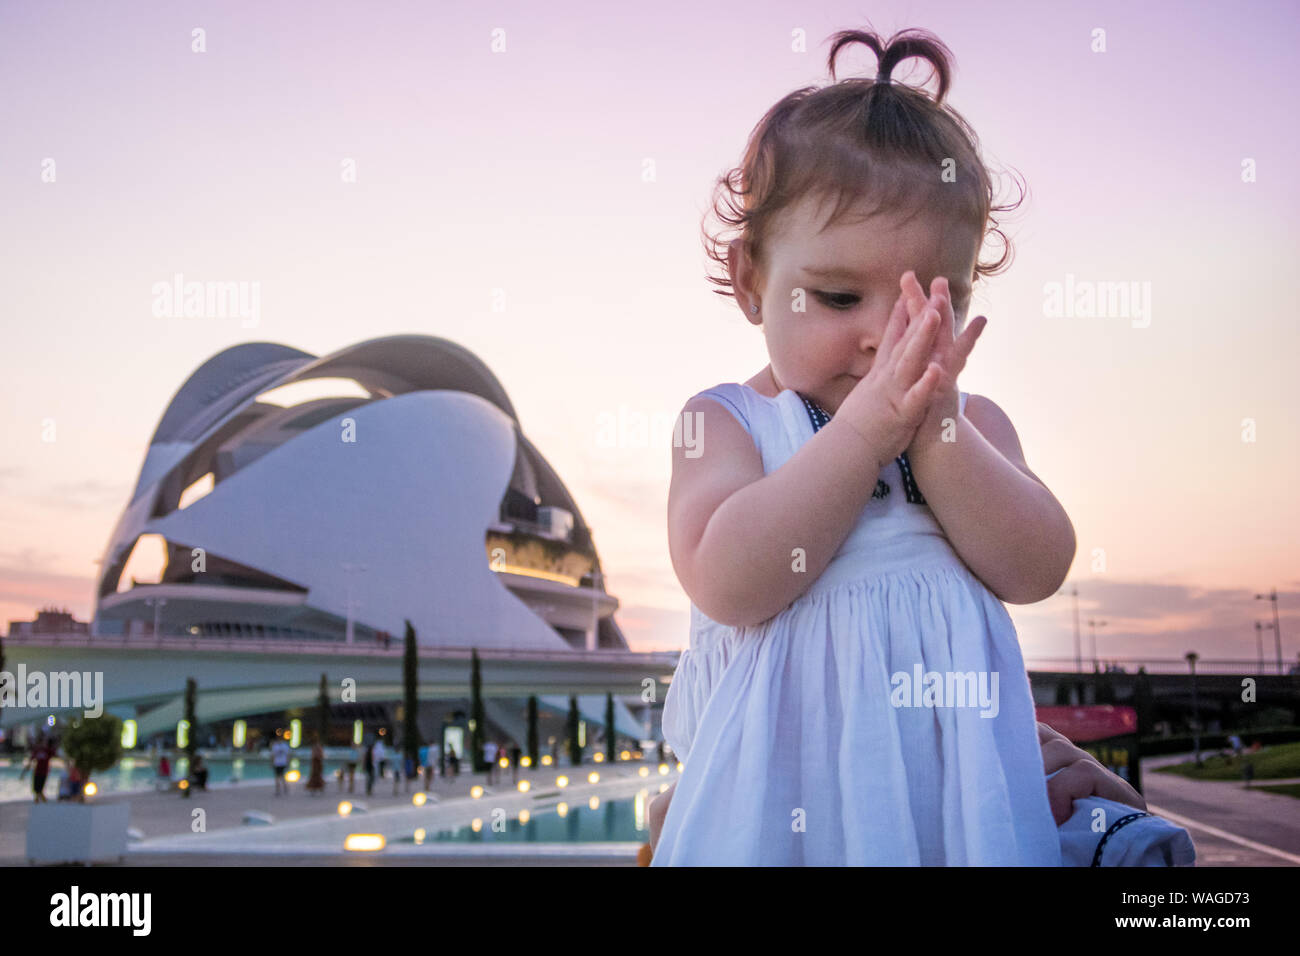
0,632,681,740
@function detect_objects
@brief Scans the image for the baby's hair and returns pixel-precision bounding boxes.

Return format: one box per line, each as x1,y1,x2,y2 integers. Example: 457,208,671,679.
702,26,1023,301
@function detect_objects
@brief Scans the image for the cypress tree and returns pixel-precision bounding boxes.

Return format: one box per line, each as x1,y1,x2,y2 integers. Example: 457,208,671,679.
527,695,539,767
316,672,329,746
403,620,420,770
566,695,582,766
605,692,617,764
470,648,485,773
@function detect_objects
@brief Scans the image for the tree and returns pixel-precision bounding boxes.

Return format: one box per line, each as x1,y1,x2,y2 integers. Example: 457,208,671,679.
527,695,539,767
566,695,582,766
62,714,124,792
470,648,486,773
316,672,329,746
182,677,197,761
402,620,420,771
605,692,617,764
0,631,5,722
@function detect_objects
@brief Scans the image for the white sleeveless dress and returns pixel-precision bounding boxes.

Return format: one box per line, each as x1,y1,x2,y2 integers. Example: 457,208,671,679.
655,382,1062,866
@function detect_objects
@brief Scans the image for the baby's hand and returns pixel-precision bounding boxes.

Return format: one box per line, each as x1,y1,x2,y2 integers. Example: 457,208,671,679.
898,271,985,442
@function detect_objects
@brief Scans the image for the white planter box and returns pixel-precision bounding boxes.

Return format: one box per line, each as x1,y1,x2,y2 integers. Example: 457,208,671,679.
26,802,130,865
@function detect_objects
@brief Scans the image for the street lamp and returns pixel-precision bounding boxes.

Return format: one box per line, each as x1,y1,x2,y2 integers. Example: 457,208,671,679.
1254,589,1283,673
1086,618,1108,672
1254,620,1273,675
1057,584,1082,673
341,562,368,645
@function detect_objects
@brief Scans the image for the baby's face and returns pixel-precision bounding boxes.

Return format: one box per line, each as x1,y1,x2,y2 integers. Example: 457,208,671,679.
751,192,980,415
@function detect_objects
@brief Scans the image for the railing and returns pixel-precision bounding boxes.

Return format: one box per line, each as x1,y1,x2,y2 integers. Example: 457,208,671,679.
1024,656,1298,676
1,631,681,665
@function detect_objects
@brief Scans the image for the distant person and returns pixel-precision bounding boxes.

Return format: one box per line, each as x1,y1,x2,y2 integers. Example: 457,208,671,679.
447,745,459,779
156,753,173,792
271,736,291,796
22,737,54,803
509,744,522,784
57,763,84,802
1228,734,1243,757
371,736,387,782
363,739,376,796
305,737,326,795
484,740,498,783
189,753,209,791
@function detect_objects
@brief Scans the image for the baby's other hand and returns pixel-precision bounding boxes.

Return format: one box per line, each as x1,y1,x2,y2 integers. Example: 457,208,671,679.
1038,721,1146,825
899,271,985,436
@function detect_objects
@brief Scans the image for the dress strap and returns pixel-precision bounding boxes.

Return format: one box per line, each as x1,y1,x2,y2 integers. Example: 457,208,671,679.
795,391,927,505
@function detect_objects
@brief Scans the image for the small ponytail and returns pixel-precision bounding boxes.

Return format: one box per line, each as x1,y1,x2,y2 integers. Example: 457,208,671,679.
827,27,953,102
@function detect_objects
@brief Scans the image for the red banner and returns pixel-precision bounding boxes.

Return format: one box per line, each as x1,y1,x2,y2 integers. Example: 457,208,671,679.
1035,705,1137,743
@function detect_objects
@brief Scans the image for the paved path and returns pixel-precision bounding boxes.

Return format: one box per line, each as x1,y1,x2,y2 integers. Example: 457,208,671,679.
1141,757,1300,866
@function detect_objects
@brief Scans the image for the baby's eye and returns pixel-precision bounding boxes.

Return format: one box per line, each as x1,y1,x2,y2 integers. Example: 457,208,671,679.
813,291,860,311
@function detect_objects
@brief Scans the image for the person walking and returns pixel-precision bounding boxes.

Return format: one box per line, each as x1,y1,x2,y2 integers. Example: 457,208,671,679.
22,737,54,803
484,739,498,784
363,738,376,796
447,745,459,780
271,735,291,796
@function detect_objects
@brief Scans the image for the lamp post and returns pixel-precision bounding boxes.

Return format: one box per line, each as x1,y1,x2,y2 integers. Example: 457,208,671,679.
1254,589,1283,674
1185,651,1201,767
341,562,368,645
1254,620,1272,674
1086,618,1108,673
1057,584,1082,673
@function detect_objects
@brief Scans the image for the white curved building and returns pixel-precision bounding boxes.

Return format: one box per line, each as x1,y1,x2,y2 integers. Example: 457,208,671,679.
93,335,629,654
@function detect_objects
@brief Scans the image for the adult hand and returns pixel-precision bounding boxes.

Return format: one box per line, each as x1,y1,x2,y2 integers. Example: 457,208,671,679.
1039,720,1146,825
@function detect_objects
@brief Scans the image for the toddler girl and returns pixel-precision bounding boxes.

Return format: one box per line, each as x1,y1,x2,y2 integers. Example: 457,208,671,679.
654,27,1075,865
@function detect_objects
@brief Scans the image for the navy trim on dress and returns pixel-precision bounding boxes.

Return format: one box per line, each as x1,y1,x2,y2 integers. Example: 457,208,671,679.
1091,811,1153,866
796,392,926,505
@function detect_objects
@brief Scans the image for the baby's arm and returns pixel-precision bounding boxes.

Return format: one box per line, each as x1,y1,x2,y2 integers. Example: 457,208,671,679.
669,396,894,628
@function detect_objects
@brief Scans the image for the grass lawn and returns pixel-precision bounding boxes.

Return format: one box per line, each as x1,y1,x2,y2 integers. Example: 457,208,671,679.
1253,783,1300,799
1154,741,1300,781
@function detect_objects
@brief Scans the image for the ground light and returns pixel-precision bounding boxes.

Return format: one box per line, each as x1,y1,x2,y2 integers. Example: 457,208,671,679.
587,771,599,783
556,776,568,788
285,770,301,783
412,792,427,806
470,785,483,798
517,780,530,792
83,782,98,797
344,834,384,852
338,801,352,816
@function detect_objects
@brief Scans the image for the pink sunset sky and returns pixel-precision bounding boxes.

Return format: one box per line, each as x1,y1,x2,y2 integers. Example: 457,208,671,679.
1,0,1297,671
